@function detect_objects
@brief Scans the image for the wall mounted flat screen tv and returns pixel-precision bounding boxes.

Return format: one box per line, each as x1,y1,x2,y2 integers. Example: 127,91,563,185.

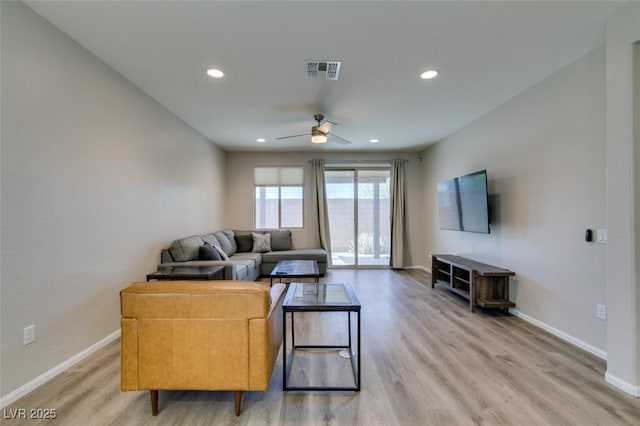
437,170,490,234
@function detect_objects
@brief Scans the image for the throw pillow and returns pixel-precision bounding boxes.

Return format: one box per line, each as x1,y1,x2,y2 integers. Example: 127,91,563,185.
235,233,253,252
252,232,271,253
214,244,230,261
199,243,222,260
268,229,293,251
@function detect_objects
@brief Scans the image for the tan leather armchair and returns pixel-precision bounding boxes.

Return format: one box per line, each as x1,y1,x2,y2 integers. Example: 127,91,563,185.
120,280,285,416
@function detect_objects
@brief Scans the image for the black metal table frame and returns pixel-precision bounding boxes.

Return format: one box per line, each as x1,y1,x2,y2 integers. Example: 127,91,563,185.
282,286,361,392
269,260,320,286
271,273,320,286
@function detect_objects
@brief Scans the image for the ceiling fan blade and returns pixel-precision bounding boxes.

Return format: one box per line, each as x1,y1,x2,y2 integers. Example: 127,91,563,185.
276,133,311,140
318,120,337,134
330,133,352,145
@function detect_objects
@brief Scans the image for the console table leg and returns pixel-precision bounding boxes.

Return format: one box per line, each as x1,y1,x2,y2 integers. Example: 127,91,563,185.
469,278,476,312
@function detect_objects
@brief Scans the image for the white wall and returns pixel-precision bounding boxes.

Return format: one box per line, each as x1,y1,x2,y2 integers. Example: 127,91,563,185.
604,1,640,395
422,47,607,354
224,151,424,267
0,1,226,398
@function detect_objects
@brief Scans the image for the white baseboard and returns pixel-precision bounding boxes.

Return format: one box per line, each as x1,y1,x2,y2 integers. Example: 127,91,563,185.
502,310,640,397
426,266,605,361
509,309,607,360
408,273,639,396
605,372,640,397
0,329,121,409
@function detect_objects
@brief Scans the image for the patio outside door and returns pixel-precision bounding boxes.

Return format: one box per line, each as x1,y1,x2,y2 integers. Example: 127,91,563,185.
325,168,390,267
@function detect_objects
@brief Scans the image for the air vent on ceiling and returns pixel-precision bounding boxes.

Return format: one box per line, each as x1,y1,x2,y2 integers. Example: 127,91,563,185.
306,61,341,80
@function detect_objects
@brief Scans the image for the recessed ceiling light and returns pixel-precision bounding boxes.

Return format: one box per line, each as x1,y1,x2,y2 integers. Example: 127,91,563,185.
256,138,266,143
206,68,225,78
369,139,379,143
420,69,439,80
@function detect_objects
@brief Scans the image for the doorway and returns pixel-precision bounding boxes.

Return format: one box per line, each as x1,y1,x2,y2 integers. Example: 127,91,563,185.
325,167,390,267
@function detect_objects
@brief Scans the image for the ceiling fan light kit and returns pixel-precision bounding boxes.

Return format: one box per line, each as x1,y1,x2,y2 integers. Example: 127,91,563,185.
276,114,352,145
311,133,328,144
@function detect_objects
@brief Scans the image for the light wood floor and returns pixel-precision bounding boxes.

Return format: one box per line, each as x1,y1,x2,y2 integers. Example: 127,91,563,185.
4,269,639,425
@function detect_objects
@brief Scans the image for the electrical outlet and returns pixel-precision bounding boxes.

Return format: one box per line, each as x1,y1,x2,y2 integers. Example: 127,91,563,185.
596,304,607,320
23,325,35,345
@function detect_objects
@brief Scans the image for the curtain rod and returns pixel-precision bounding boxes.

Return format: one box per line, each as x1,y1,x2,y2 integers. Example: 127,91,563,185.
308,159,410,164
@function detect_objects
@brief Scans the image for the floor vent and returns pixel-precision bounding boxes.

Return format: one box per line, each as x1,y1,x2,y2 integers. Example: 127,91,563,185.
306,61,341,80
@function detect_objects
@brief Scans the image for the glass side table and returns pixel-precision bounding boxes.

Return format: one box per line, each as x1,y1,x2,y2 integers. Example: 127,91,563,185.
282,282,361,391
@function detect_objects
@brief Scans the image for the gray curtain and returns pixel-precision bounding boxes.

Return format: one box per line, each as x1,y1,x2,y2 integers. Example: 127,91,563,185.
390,159,406,268
311,159,332,265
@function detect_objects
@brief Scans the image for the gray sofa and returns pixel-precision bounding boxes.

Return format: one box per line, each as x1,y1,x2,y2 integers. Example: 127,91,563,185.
158,229,328,280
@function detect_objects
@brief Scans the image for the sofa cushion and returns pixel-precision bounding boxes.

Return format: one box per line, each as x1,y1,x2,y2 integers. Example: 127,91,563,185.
252,232,271,253
267,229,292,251
201,233,220,248
169,235,204,262
199,243,222,260
235,233,253,253
233,259,258,274
202,233,228,259
214,231,235,256
261,248,327,263
234,263,249,280
230,252,263,269
222,230,237,254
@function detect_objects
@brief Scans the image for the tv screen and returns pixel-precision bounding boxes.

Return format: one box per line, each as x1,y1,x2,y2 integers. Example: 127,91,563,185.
437,170,490,234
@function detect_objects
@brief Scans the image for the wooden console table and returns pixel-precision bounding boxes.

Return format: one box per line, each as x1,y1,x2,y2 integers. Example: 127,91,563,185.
431,254,515,312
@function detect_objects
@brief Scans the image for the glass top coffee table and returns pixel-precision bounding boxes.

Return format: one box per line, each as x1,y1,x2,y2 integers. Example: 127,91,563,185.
269,260,320,285
282,282,361,391
146,265,224,281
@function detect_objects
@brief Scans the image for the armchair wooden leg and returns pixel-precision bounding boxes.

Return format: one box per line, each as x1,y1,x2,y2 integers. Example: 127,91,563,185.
234,391,243,416
150,390,159,416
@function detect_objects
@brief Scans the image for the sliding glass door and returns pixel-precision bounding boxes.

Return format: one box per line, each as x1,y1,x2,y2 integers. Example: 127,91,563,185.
325,168,390,267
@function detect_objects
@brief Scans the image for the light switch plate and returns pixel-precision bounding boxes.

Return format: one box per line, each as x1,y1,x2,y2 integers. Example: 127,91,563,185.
596,304,607,320
24,325,35,345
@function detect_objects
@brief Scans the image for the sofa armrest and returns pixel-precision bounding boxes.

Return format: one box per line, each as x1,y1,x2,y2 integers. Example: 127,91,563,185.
160,249,174,263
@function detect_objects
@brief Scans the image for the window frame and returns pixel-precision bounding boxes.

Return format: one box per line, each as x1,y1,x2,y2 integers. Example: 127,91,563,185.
253,167,305,230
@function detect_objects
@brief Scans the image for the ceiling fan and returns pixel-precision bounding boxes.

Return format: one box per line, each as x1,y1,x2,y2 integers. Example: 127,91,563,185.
276,114,352,145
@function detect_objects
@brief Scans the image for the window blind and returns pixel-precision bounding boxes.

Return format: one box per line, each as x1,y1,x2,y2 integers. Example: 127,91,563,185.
254,167,304,185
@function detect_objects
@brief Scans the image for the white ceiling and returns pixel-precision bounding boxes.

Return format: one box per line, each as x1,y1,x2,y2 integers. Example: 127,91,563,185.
25,1,622,152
